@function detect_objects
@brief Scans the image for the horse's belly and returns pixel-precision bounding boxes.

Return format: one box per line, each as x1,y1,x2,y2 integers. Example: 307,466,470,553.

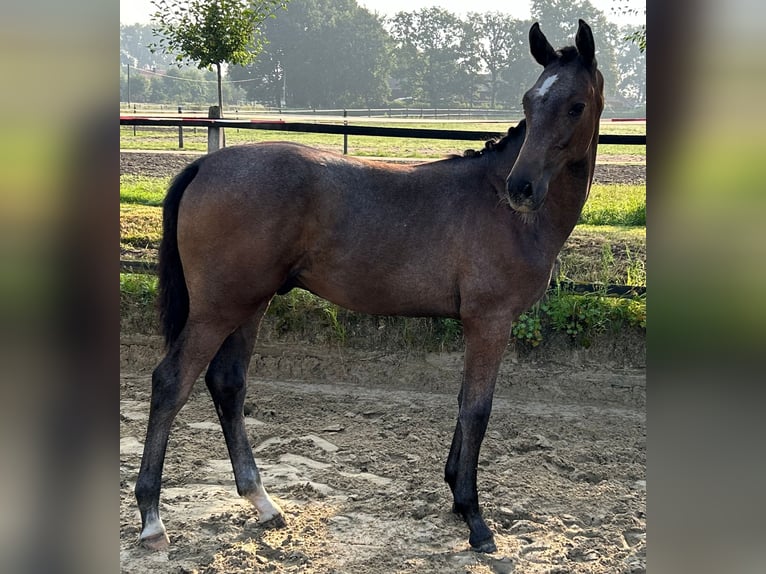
297,266,460,318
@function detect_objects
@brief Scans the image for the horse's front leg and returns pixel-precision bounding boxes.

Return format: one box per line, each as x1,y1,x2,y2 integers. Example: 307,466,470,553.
446,314,511,553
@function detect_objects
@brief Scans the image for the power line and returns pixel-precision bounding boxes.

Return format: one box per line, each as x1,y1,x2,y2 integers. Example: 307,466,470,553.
130,66,261,84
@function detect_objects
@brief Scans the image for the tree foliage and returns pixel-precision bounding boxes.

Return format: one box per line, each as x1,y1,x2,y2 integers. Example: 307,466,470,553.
611,0,646,52
228,0,391,108
121,0,645,112
121,24,176,69
149,0,286,112
466,12,527,108
390,8,470,107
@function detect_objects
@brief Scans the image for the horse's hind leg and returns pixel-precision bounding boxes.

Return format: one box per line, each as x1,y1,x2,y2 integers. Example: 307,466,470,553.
135,319,234,550
204,299,285,527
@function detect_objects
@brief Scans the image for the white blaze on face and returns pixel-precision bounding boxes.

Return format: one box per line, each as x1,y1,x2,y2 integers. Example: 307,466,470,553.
535,74,559,98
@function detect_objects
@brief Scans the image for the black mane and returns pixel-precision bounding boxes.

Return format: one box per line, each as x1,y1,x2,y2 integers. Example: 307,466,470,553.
455,119,527,160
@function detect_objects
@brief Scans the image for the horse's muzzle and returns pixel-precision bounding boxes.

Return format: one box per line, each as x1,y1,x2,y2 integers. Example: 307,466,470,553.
506,177,545,212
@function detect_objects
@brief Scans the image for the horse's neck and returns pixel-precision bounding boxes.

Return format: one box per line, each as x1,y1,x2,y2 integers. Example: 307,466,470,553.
541,134,599,249
485,145,524,199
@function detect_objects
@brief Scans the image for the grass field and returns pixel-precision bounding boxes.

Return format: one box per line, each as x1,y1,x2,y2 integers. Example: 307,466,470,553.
119,120,645,159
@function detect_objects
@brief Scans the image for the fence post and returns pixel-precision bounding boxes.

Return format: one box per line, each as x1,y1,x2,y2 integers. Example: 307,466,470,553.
343,109,348,155
207,105,223,153
177,105,184,149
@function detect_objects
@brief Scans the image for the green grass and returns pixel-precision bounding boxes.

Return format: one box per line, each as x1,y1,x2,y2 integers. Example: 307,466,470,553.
512,289,646,348
120,120,645,159
120,175,170,206
580,184,646,226
120,203,163,251
561,225,646,287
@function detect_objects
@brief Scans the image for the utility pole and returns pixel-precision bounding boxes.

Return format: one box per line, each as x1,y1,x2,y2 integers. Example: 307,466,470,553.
127,62,131,108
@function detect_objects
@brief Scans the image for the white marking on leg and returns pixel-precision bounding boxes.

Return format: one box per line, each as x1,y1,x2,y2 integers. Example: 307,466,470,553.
245,484,283,522
140,516,166,539
139,515,170,549
536,74,558,98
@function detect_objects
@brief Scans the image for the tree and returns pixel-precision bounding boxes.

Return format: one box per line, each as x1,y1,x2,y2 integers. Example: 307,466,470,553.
228,0,391,108
530,0,622,101
120,24,177,70
614,24,646,106
390,8,469,107
149,0,286,114
612,0,646,52
467,12,527,108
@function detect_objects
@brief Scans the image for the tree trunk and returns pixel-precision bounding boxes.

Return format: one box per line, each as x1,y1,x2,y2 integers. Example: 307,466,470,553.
490,70,497,109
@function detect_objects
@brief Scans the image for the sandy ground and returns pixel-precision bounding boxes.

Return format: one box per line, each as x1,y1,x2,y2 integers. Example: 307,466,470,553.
120,341,645,574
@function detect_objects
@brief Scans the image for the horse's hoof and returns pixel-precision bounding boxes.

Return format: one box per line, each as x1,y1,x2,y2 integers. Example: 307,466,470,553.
139,531,170,551
470,537,497,554
260,513,287,529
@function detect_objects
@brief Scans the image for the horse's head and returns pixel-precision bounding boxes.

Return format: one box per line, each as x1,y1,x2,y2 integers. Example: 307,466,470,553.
506,20,605,213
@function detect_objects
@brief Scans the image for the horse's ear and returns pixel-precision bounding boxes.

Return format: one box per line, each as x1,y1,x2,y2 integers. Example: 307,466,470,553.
575,19,596,67
529,22,557,67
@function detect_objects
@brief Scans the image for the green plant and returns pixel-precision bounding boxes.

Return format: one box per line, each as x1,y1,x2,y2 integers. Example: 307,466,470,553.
626,295,647,328
150,0,286,113
599,243,615,284
512,308,544,347
544,292,610,347
120,273,157,303
322,303,347,343
624,245,646,287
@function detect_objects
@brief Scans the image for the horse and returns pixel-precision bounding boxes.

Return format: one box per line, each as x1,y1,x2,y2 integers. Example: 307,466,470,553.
135,19,604,554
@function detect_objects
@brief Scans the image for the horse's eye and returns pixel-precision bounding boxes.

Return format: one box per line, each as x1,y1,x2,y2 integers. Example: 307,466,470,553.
569,103,586,117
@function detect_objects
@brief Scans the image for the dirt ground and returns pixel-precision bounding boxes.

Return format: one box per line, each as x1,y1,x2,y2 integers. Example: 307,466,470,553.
120,339,645,574
119,151,646,185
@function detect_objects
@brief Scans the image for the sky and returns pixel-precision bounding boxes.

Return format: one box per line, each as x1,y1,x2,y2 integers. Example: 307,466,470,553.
120,0,646,26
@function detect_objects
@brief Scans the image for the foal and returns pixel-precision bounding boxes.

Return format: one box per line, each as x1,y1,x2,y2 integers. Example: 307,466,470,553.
135,19,604,553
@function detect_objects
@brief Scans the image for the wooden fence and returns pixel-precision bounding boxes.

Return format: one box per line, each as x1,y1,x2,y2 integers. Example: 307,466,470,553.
120,114,646,154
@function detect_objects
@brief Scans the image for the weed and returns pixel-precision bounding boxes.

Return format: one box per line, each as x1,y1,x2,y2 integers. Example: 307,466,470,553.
624,245,646,287
599,243,615,284
120,273,157,303
544,292,610,348
512,305,544,347
434,318,463,349
322,304,347,343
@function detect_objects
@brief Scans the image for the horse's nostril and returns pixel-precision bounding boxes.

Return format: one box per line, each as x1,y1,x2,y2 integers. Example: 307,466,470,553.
521,182,533,198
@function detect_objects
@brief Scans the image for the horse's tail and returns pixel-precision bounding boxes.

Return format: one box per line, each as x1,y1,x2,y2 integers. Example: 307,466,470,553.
158,158,202,348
